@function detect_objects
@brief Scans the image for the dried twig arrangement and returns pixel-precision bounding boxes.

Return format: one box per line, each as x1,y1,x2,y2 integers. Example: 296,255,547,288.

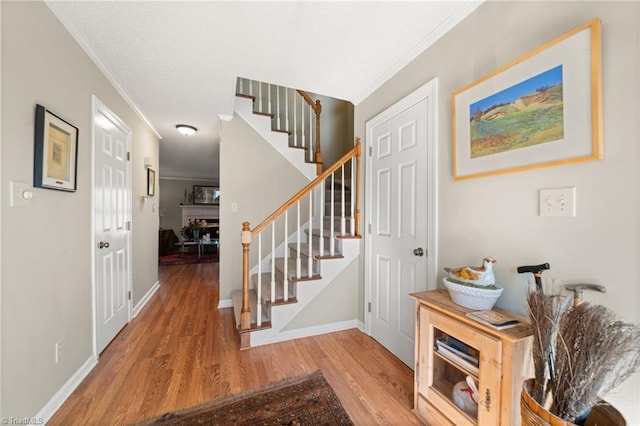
527,290,571,405
527,291,640,423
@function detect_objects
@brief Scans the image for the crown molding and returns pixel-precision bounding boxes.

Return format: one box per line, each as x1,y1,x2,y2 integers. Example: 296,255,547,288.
44,1,162,140
351,0,484,105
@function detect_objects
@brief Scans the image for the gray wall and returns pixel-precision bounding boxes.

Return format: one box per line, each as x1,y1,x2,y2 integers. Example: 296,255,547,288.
159,178,219,239
219,114,310,301
355,1,640,420
310,93,355,168
1,1,159,417
284,258,359,330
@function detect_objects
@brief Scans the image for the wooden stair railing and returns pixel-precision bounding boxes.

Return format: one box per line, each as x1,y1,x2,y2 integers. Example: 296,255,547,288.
236,77,324,174
240,139,362,335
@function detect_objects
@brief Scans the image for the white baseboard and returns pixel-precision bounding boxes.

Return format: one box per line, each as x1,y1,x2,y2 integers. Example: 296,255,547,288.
35,355,98,423
218,298,233,309
252,319,359,347
356,320,365,332
132,280,160,317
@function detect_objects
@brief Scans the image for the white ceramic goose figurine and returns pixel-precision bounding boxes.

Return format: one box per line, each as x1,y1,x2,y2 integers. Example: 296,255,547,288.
444,257,496,286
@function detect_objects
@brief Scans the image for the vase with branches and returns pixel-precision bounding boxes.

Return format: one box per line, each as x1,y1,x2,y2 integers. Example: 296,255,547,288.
525,286,640,425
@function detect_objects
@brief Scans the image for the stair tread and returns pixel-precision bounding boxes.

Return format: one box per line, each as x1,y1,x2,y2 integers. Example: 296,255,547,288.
236,93,255,101
305,228,351,238
254,111,275,118
274,258,321,281
288,242,342,258
272,128,292,135
252,273,296,305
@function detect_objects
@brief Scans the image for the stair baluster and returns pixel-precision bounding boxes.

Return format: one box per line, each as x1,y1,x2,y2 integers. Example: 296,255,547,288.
330,172,335,256
307,104,313,162
270,222,275,303
257,233,262,327
296,201,302,278
284,87,290,131
308,190,313,278
283,211,289,301
350,158,356,236
341,165,346,235
274,85,280,130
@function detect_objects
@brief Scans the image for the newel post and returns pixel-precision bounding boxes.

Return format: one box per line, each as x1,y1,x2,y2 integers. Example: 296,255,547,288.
241,222,252,329
354,138,362,237
314,99,323,175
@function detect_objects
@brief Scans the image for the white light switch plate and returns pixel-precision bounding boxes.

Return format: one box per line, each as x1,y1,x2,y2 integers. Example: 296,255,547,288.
539,187,576,217
10,181,34,207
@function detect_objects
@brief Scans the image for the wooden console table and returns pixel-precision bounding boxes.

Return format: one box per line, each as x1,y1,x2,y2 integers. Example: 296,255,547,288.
411,289,533,425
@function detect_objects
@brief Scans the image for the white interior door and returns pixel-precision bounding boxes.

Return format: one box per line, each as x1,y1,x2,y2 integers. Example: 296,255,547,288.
365,80,437,368
93,97,132,354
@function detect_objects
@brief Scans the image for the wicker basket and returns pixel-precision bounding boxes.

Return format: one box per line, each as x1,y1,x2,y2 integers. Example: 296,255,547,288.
443,278,503,310
521,378,626,426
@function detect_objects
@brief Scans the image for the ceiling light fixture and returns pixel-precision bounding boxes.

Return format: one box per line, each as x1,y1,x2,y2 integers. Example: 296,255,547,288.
176,124,197,136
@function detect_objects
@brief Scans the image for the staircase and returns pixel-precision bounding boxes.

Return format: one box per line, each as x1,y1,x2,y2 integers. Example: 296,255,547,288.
231,78,361,349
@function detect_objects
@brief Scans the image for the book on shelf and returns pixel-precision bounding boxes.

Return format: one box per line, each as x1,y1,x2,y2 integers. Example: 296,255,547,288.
435,336,479,375
436,338,479,366
466,310,521,330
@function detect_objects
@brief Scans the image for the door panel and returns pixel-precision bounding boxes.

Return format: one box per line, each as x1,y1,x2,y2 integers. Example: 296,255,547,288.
94,99,131,354
369,96,430,367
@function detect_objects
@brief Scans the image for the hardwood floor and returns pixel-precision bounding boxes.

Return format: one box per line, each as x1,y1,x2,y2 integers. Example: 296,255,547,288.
48,262,421,425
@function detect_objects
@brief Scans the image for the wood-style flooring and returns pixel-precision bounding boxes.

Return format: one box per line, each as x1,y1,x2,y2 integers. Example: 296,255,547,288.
48,262,421,425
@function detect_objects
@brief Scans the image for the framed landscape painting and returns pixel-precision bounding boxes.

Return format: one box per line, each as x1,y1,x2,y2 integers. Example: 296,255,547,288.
452,19,602,180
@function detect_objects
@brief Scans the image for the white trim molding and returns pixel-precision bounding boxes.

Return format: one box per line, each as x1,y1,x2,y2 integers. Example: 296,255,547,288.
218,299,233,309
132,281,160,318
35,355,98,423
251,320,359,347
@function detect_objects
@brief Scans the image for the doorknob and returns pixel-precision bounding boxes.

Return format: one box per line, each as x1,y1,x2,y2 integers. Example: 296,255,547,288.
413,247,424,257
99,241,110,249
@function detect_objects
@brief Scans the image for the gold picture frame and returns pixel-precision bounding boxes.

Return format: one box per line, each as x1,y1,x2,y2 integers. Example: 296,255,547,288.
452,19,603,180
34,104,79,191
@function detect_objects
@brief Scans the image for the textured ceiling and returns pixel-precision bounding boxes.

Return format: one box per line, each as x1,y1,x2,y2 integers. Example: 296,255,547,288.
46,1,482,180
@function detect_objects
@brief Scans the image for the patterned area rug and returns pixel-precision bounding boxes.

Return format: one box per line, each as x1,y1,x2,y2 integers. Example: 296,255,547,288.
158,253,218,266
140,371,353,425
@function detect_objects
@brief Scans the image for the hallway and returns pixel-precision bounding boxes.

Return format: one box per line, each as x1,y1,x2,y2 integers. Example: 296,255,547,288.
49,262,420,425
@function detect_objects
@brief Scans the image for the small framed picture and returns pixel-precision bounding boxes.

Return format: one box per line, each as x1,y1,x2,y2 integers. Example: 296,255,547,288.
147,168,156,196
193,185,219,205
34,104,79,191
